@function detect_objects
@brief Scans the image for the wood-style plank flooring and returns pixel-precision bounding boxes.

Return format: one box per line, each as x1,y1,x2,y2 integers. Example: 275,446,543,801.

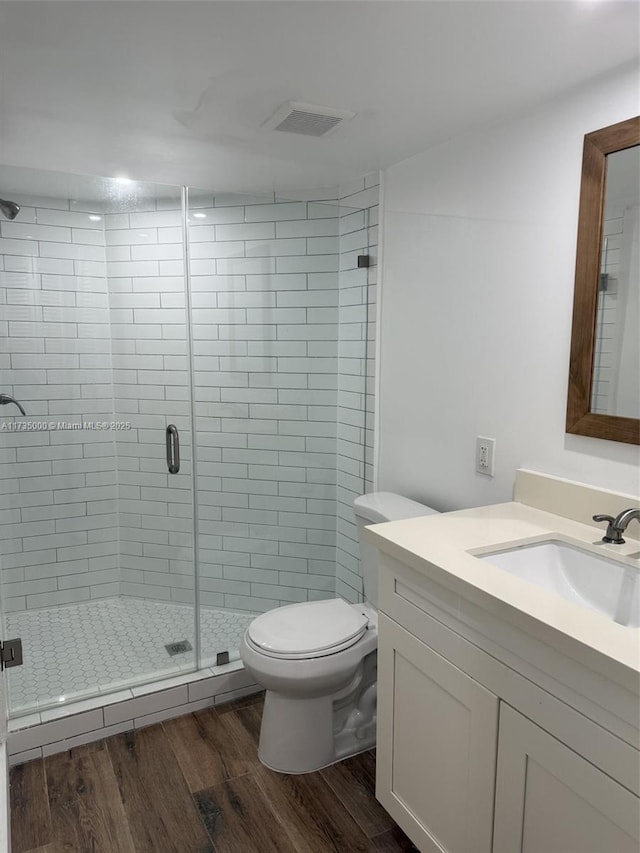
10,693,420,852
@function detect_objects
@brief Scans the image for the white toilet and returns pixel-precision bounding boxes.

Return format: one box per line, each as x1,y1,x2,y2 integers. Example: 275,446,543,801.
240,491,438,774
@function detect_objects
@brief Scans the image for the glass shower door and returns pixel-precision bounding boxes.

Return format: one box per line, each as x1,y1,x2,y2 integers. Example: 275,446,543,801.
0,165,196,715
104,178,197,693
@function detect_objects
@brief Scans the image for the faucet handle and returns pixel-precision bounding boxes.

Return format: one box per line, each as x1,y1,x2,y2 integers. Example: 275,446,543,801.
592,514,625,544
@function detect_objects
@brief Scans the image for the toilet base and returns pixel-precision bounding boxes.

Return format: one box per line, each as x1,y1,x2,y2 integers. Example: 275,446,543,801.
259,692,335,773
257,652,377,774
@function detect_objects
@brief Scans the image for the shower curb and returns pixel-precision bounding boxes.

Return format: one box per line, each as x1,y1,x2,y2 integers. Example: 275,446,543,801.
7,661,260,765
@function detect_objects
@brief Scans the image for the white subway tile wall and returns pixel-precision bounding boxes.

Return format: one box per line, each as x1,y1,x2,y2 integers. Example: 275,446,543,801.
188,190,342,615
104,198,196,607
0,197,119,613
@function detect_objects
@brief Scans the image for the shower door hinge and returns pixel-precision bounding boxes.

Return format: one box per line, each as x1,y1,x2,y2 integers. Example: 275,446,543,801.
0,638,23,671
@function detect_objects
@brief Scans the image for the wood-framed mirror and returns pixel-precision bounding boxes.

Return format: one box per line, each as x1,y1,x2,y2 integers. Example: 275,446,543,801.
566,116,640,445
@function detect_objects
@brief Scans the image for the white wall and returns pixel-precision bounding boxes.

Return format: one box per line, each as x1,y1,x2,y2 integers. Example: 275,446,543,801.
378,65,640,511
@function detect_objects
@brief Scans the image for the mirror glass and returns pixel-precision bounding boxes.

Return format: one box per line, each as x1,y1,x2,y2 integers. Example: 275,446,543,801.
591,145,640,419
566,116,640,445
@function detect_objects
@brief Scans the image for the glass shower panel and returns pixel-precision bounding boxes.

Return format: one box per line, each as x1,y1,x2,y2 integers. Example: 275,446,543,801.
334,195,375,602
187,187,348,667
0,165,196,715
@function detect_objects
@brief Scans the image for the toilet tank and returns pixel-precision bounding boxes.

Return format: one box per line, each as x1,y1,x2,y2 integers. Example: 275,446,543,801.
353,492,439,609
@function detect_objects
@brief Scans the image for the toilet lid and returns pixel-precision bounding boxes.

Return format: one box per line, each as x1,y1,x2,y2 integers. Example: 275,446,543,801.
247,599,369,659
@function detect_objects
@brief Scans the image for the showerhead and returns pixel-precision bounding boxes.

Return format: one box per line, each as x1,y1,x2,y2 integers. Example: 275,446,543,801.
0,198,20,220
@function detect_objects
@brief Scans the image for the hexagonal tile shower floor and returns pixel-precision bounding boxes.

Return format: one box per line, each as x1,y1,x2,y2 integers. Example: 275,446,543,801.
5,598,255,715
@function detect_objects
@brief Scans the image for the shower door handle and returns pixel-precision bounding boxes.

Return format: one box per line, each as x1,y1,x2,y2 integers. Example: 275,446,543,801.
166,424,180,474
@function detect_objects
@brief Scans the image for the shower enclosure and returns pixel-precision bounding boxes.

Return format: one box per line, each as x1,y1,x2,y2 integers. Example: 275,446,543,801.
0,164,377,719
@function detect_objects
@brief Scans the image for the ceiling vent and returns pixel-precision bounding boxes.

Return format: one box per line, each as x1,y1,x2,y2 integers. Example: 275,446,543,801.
263,101,356,137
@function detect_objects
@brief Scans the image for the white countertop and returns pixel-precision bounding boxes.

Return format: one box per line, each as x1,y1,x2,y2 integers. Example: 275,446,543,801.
364,501,640,681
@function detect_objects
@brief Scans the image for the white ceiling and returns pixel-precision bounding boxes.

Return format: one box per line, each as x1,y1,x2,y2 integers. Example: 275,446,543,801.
0,0,638,195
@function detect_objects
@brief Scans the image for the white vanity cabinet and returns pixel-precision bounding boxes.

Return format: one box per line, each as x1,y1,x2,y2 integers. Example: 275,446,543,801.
375,553,640,853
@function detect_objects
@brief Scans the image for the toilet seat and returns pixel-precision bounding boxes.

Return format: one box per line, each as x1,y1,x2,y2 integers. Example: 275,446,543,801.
247,598,369,660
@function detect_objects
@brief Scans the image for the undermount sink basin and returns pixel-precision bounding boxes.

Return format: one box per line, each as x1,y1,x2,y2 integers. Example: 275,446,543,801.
479,540,640,627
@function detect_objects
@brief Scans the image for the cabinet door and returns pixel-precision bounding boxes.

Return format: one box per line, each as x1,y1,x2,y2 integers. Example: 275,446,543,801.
376,613,499,853
493,704,640,853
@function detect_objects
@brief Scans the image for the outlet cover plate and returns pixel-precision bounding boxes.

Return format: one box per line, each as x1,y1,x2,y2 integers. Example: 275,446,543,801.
476,436,495,477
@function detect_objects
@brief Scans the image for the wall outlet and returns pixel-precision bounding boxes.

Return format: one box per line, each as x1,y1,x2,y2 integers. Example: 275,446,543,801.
475,436,495,476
